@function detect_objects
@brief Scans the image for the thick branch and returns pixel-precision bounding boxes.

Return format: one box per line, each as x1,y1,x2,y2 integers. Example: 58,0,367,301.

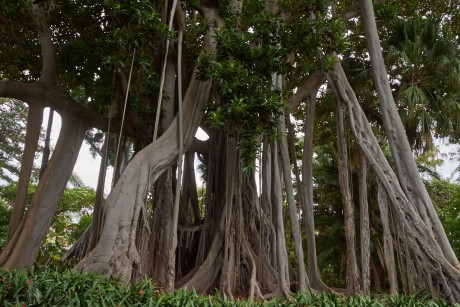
287,70,325,112
0,80,147,139
31,3,58,82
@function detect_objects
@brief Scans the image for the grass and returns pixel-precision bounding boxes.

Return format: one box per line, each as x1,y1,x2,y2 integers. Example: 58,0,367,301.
0,267,456,306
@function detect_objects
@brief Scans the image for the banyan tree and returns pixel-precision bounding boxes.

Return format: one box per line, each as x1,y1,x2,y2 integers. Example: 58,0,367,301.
1,0,460,303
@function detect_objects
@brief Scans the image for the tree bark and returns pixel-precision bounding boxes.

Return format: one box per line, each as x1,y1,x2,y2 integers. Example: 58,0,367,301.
335,98,361,294
166,30,185,291
75,70,212,283
86,131,110,255
358,150,370,295
327,59,460,302
8,104,44,241
279,113,309,292
147,50,179,288
377,181,398,295
359,0,460,271
39,108,53,178
300,92,332,292
1,113,86,269
272,140,290,295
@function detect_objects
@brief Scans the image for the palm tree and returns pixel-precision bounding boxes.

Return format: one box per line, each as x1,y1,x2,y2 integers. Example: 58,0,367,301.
386,17,460,154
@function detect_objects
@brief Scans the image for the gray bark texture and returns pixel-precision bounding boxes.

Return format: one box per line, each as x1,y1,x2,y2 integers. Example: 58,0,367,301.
1,114,86,269
328,58,460,302
359,0,460,271
75,70,212,283
335,99,361,294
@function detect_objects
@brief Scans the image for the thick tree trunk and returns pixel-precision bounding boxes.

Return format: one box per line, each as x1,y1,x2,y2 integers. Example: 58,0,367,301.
149,169,175,286
178,131,271,299
1,113,85,269
75,71,212,283
359,0,460,271
147,51,179,290
335,99,361,294
8,104,44,241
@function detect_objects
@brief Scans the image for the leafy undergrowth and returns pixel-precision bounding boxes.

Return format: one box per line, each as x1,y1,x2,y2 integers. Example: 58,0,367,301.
0,268,456,306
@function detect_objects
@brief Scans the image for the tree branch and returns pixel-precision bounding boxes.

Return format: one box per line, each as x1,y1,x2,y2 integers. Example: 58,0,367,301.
31,3,58,82
0,80,149,139
287,70,325,111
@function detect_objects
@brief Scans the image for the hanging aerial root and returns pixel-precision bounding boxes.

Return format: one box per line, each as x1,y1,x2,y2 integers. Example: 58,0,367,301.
327,60,460,302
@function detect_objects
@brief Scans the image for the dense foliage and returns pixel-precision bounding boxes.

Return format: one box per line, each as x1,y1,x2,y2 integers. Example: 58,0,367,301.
0,268,455,307
0,182,95,264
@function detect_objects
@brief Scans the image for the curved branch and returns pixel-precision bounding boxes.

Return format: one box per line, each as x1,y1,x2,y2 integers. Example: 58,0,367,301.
0,80,148,139
287,70,326,112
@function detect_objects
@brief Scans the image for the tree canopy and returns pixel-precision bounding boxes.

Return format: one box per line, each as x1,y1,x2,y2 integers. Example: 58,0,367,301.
1,0,460,303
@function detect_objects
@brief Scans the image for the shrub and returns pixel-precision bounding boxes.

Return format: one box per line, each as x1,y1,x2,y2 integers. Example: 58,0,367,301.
0,267,456,306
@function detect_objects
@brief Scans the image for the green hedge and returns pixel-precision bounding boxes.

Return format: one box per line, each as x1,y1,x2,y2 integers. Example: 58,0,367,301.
0,268,455,306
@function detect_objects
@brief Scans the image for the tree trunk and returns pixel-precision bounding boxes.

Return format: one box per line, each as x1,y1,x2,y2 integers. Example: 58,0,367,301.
177,131,271,300
75,70,212,283
358,150,370,295
147,48,179,289
86,131,110,254
272,140,291,295
335,98,360,294
279,113,309,292
377,181,398,295
1,113,85,269
8,104,44,241
149,169,175,286
327,59,460,302
359,0,460,271
300,97,332,292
